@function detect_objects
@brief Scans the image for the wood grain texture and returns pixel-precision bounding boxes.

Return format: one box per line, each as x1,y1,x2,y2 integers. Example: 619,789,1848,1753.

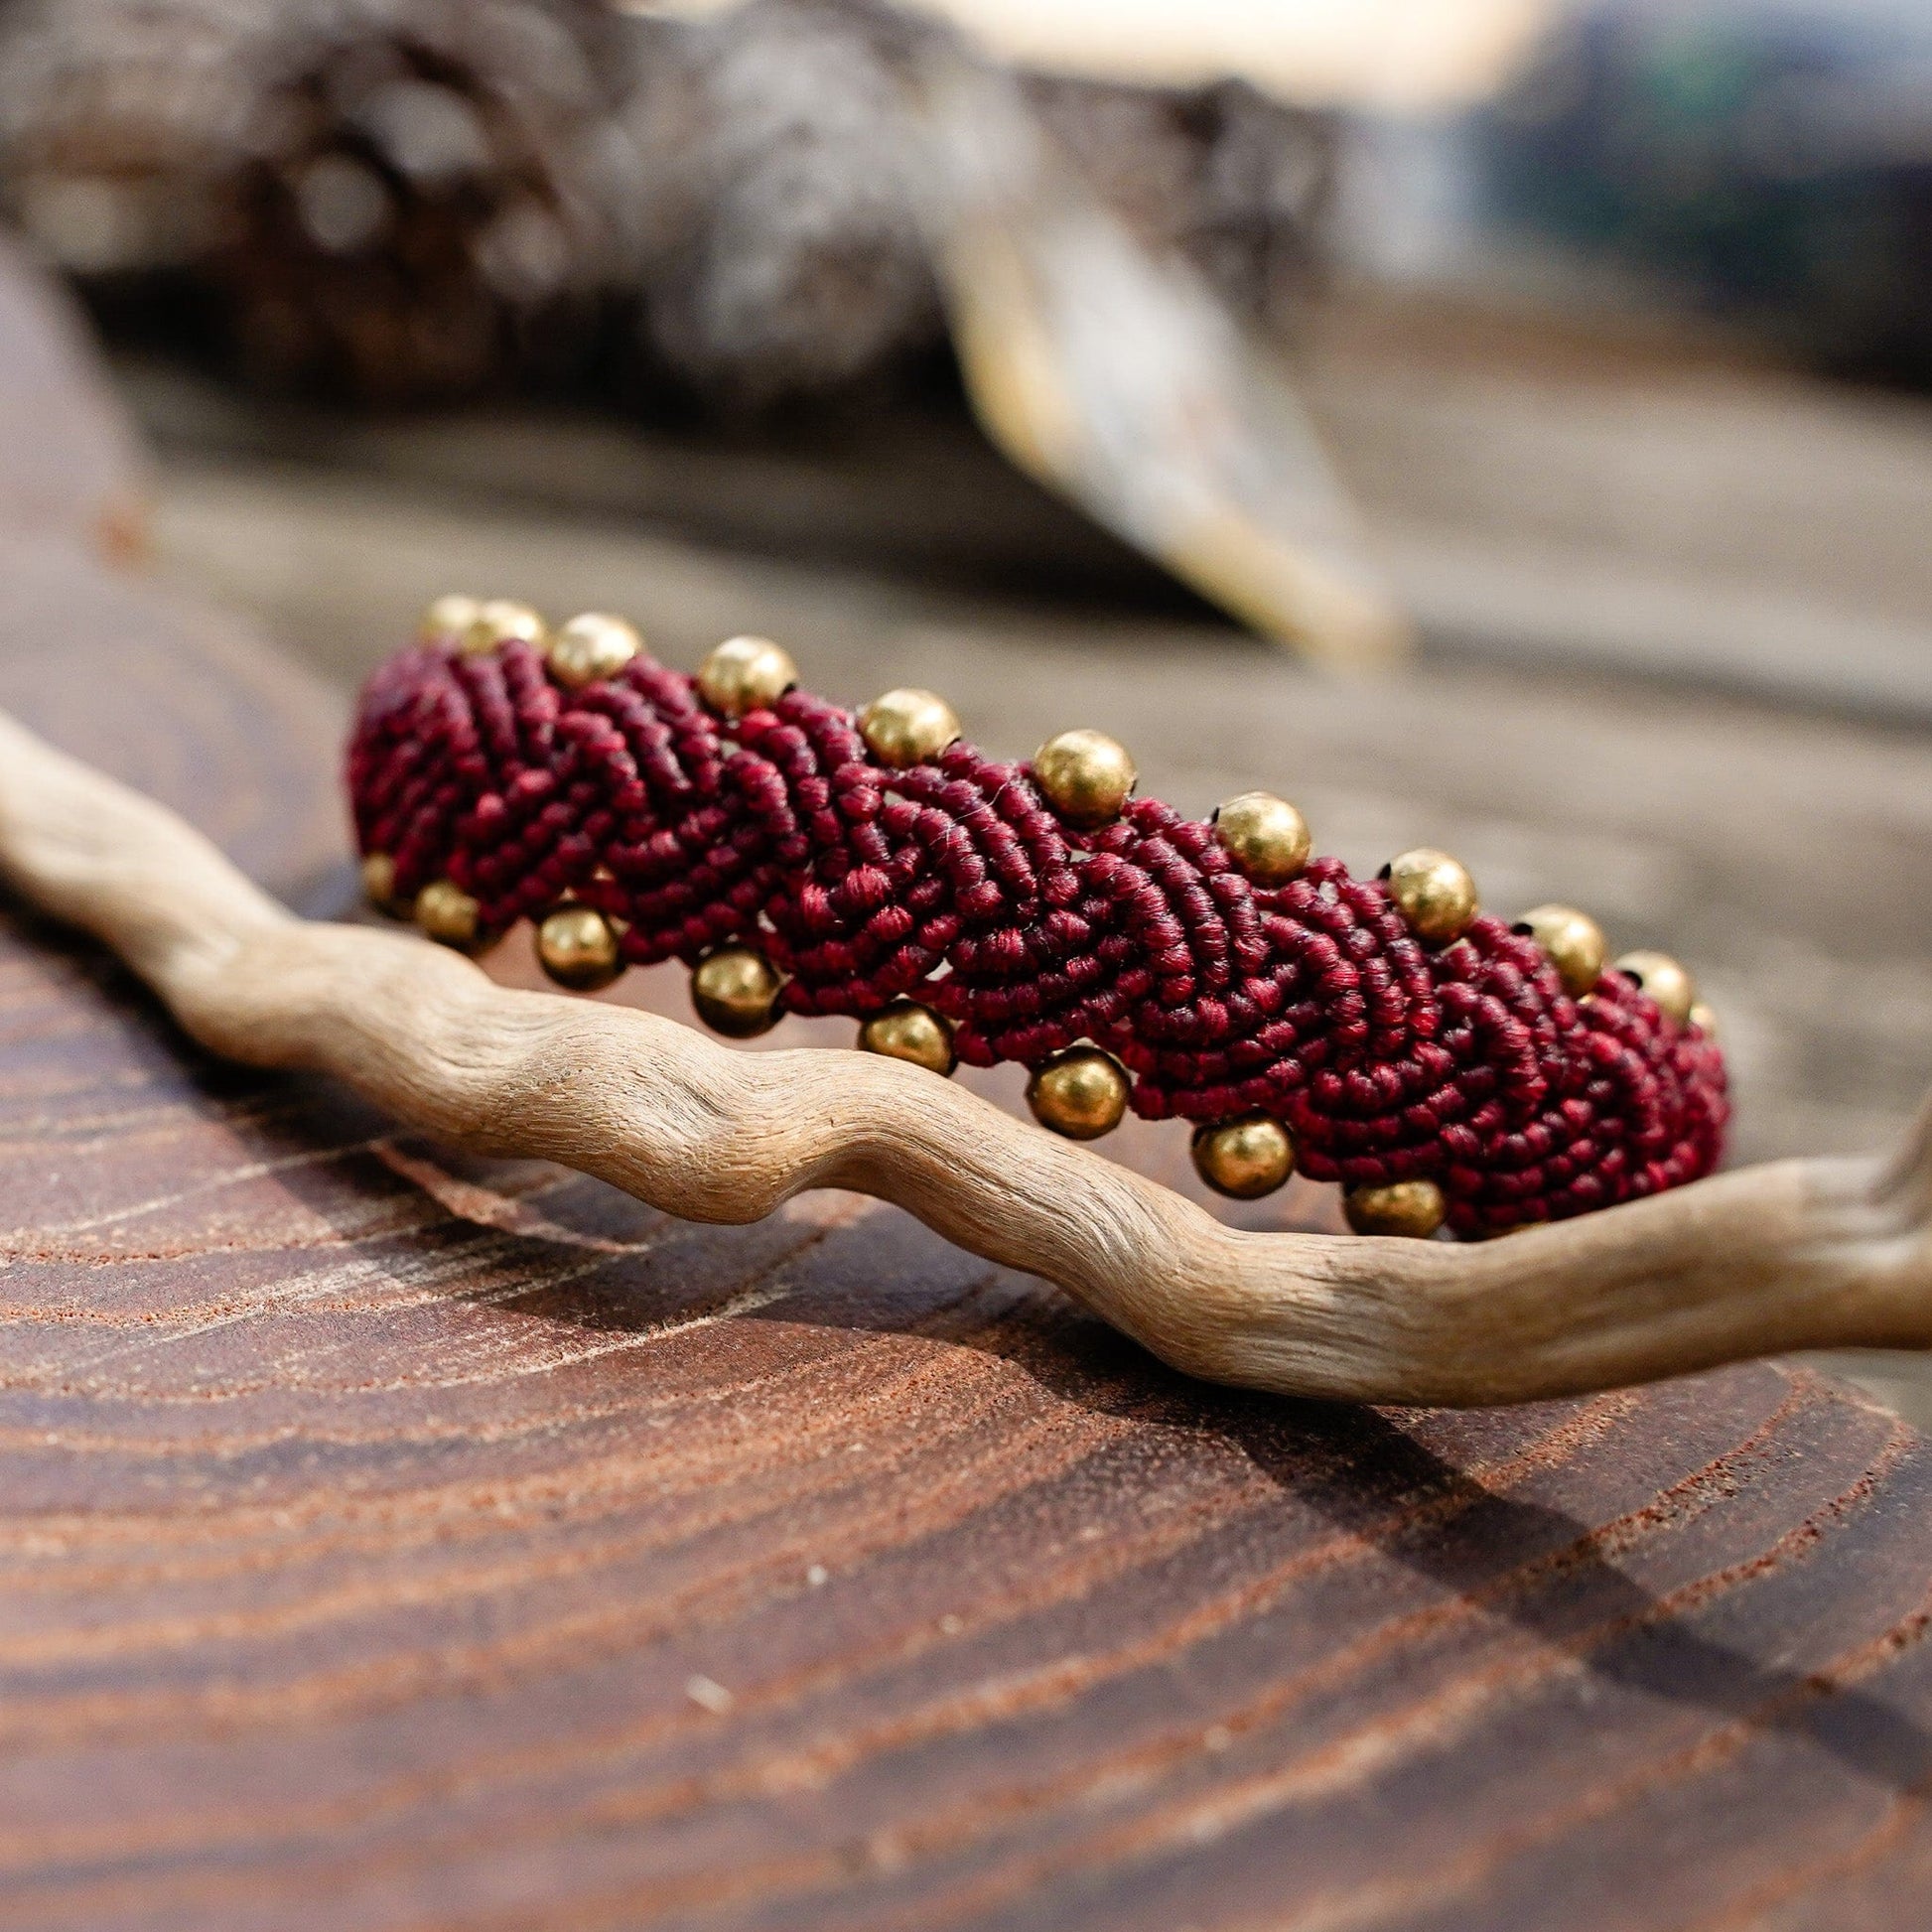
6,249,1932,1930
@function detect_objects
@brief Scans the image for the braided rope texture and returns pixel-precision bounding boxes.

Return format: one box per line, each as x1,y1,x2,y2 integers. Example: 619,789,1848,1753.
347,637,1727,1238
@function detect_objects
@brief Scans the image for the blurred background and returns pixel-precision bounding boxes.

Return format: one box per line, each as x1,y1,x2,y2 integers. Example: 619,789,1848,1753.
0,0,1928,1396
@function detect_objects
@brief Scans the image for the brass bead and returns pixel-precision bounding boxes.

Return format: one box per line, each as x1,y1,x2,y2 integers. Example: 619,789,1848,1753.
691,945,784,1037
697,635,797,719
859,688,961,769
1616,949,1696,1027
1033,729,1136,829
1385,848,1479,944
1191,1115,1296,1199
1689,1001,1718,1038
1213,790,1311,888
1344,1178,1448,1239
416,878,483,948
858,1000,956,1075
536,904,623,992
360,852,410,917
549,612,643,689
463,598,548,656
1026,1046,1130,1140
1519,902,1606,998
419,592,482,644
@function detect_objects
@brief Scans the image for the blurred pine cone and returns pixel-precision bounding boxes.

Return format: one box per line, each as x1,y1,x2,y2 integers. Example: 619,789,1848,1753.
619,0,950,416
212,0,640,403
0,0,269,283
0,0,640,403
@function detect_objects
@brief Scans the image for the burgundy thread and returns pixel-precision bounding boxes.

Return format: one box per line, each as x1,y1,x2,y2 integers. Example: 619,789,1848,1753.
348,638,1727,1237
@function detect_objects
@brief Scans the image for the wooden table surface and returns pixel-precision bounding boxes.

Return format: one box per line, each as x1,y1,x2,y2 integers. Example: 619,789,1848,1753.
8,243,1932,1929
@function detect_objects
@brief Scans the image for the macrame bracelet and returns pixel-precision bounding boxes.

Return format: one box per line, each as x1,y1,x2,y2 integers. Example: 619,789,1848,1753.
346,596,1728,1239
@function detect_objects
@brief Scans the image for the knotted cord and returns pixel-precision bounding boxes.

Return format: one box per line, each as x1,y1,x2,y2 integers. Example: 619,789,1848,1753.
348,634,1726,1238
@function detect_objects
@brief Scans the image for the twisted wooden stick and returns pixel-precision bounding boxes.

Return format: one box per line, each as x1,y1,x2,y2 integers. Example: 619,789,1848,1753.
1,706,1926,1407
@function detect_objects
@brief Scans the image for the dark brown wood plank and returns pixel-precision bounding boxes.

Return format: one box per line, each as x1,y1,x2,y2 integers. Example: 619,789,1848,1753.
3,240,1932,1932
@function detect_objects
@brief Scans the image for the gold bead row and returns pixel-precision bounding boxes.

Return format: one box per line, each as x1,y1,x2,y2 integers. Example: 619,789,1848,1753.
419,593,800,705
382,600,1714,1234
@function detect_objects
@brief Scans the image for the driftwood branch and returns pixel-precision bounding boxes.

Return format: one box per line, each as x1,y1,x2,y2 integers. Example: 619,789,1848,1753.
1,706,1926,1408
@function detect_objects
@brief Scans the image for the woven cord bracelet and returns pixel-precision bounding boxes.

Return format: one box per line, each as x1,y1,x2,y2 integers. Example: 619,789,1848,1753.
347,596,1728,1240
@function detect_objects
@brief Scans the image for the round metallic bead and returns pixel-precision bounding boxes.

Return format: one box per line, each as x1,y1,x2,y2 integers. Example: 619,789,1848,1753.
1191,1115,1296,1200
859,688,961,770
1689,1000,1719,1038
360,851,410,918
462,598,548,657
691,945,785,1038
697,635,797,720
1212,790,1311,888
548,612,643,690
1032,729,1137,830
415,878,483,949
1518,902,1606,999
1344,1178,1448,1239
1384,847,1479,944
536,904,623,992
857,1000,956,1076
1026,1046,1130,1141
1615,948,1697,1027
418,592,482,644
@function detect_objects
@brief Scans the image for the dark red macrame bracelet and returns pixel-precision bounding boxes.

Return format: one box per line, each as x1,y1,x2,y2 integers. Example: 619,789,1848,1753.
346,599,1727,1239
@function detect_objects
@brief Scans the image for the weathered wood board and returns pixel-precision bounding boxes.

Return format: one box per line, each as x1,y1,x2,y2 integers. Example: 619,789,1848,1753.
5,239,1932,1931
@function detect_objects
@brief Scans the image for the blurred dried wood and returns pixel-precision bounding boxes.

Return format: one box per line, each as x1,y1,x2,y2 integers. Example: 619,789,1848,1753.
5,238,1932,1927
